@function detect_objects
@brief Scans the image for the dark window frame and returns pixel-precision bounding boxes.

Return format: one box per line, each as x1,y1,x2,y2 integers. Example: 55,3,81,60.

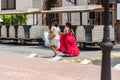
89,12,96,20
66,0,76,5
1,0,16,10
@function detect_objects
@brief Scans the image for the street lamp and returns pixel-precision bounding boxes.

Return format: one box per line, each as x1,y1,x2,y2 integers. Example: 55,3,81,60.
100,0,113,80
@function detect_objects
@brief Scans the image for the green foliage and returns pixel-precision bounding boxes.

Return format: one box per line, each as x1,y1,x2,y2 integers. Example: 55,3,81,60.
0,14,28,26
1,15,11,26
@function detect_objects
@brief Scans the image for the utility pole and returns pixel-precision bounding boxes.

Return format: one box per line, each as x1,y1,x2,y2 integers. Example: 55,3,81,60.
100,0,113,80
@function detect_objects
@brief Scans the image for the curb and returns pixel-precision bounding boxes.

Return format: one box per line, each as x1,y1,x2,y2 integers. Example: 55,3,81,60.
62,54,120,63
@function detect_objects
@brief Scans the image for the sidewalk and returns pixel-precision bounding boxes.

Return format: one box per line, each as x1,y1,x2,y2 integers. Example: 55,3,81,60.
0,52,119,80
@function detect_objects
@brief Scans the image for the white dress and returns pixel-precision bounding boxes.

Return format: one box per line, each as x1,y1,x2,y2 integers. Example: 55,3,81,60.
50,26,60,48
43,31,51,47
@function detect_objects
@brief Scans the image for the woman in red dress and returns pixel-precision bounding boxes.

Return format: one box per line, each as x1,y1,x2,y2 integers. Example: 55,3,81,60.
58,22,80,56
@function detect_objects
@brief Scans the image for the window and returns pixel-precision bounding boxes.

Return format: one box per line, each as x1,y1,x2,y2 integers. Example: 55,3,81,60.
66,0,76,5
1,0,16,10
89,12,96,19
66,0,70,2
70,0,76,5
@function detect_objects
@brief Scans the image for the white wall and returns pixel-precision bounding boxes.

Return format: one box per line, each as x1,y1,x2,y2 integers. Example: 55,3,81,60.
27,0,43,25
16,0,43,25
0,0,1,11
16,0,43,10
117,3,120,20
62,0,74,25
62,0,89,25
33,0,42,10
77,0,89,25
16,0,32,10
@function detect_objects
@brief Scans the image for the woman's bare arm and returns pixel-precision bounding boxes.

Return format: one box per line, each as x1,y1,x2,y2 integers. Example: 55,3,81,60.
71,29,74,35
64,27,69,34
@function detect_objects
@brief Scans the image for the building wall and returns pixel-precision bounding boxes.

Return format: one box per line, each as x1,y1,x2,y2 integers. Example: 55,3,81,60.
33,0,43,25
28,0,43,25
62,0,89,25
89,0,100,25
90,0,98,4
0,0,42,25
16,0,32,10
116,0,120,42
0,0,1,11
16,0,42,10
76,0,89,25
16,0,43,25
33,0,42,10
16,0,38,25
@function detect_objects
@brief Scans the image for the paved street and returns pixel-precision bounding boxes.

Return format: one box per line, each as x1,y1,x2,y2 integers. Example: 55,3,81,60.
0,51,119,80
0,41,103,59
0,41,120,80
0,41,120,67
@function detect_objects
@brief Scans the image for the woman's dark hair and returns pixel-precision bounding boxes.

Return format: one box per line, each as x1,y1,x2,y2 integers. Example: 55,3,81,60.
52,19,58,27
65,22,72,32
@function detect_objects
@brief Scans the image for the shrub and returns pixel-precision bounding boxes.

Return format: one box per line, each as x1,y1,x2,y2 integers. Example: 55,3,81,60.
0,14,28,26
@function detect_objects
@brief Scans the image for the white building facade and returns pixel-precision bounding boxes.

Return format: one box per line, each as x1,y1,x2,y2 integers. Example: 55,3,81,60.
62,0,89,25
0,0,43,25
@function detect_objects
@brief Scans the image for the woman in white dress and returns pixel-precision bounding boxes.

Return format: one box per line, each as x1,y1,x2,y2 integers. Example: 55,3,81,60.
50,20,60,57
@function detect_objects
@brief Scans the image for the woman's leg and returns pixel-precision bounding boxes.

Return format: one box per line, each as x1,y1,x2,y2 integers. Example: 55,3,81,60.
51,45,57,57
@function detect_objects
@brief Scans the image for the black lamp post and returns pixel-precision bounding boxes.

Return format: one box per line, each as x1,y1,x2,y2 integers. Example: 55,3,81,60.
100,0,113,80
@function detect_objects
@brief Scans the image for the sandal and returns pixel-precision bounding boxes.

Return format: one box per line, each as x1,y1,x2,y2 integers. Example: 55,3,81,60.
53,52,58,57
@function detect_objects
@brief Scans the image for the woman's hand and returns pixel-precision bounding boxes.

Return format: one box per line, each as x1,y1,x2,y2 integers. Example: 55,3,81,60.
71,29,74,35
59,32,64,34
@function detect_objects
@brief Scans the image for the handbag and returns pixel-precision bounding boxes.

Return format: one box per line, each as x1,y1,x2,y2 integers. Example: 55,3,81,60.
49,32,56,39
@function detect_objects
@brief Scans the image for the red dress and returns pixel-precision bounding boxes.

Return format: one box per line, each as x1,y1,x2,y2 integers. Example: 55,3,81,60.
58,32,80,56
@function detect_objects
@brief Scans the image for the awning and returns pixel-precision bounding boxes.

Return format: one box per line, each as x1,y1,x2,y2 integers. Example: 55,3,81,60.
0,9,41,15
41,5,104,14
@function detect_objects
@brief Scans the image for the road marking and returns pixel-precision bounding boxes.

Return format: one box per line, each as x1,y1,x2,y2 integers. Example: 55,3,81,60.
63,54,120,63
